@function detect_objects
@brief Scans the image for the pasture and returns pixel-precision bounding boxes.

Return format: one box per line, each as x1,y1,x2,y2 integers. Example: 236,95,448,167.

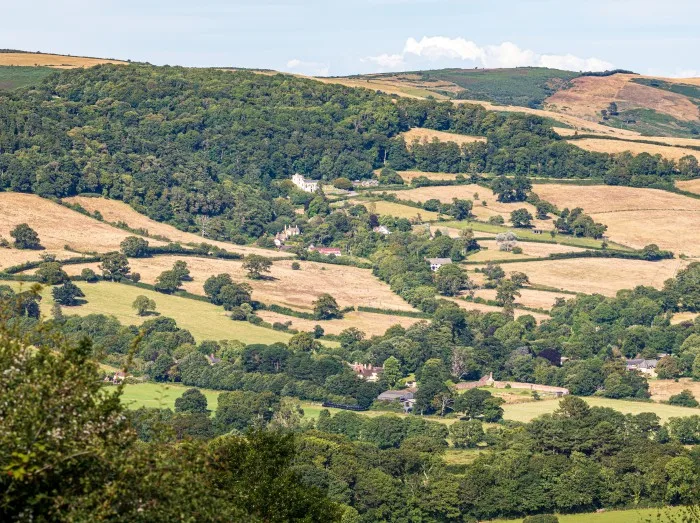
64,196,289,258
567,137,700,162
465,239,587,263
61,255,417,312
400,127,486,148
8,281,293,345
348,199,441,221
0,52,126,68
393,170,460,183
532,184,700,255
120,382,221,411
488,505,687,523
257,309,425,337
479,258,685,297
472,287,571,311
445,297,550,322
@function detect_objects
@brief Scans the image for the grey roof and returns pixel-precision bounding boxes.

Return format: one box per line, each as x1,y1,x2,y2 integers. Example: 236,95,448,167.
377,390,414,401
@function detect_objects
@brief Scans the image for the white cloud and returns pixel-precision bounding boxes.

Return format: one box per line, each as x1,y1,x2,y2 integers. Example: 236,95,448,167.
365,36,614,72
285,58,330,77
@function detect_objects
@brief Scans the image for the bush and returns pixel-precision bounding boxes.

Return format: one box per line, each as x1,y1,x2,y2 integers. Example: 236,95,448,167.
488,216,504,225
511,246,523,254
291,262,301,270
229,307,247,321
81,268,98,282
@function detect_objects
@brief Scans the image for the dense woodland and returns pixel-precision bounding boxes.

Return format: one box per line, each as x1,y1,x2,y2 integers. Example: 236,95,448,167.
0,65,698,242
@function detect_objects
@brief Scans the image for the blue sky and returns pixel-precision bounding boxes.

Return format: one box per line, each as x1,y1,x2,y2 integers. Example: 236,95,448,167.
2,0,698,77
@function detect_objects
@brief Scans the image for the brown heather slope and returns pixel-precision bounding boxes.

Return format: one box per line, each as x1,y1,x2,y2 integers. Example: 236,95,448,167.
0,52,126,68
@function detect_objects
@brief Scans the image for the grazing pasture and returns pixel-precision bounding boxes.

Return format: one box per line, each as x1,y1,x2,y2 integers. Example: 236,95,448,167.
348,199,441,221
400,127,486,148
567,137,700,161
532,184,700,255
5,281,292,345
62,256,417,312
482,258,686,296
472,288,571,311
64,196,288,258
488,505,686,523
257,310,425,337
120,383,222,411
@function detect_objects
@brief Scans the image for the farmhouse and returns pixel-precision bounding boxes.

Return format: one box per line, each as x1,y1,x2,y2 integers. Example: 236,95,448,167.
426,257,452,272
350,362,383,382
274,224,300,247
455,373,570,397
626,358,658,376
373,225,391,235
377,389,415,412
308,245,342,257
291,173,319,193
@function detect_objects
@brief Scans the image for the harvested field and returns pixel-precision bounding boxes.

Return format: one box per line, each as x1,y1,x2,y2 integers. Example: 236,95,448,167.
472,288,571,310
532,184,700,255
61,255,416,312
385,185,548,229
0,52,126,68
64,196,289,258
257,310,425,337
400,128,486,148
676,178,700,195
480,258,686,297
555,127,700,147
650,378,700,403
349,199,440,221
567,138,700,162
445,297,550,322
0,248,76,271
0,193,163,254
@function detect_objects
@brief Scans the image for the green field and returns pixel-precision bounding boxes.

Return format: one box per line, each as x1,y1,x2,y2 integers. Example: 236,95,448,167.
120,382,222,411
7,281,293,345
0,65,55,90
502,396,700,424
489,505,689,523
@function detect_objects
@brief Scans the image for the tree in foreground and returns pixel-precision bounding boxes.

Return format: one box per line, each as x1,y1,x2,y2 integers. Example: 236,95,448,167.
132,295,157,316
0,308,340,521
10,223,41,249
242,254,272,280
313,293,342,320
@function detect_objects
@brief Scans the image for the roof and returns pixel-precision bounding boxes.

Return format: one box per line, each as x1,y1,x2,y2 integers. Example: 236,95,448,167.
426,257,452,265
377,390,414,401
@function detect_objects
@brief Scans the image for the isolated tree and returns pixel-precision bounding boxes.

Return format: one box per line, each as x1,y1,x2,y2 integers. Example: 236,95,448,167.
99,252,130,281
132,295,157,316
154,270,182,294
10,223,41,249
51,281,85,306
483,262,505,282
495,231,518,252
668,390,699,408
81,268,98,282
36,262,69,285
120,236,149,257
172,260,192,281
435,264,469,296
175,388,208,413
242,254,272,280
510,208,533,228
510,271,530,288
332,177,353,190
313,293,341,320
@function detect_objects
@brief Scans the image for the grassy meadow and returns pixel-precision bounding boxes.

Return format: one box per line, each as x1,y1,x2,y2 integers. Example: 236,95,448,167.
488,505,689,523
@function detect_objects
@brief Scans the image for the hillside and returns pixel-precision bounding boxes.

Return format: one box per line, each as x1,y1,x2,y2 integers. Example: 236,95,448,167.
334,68,700,140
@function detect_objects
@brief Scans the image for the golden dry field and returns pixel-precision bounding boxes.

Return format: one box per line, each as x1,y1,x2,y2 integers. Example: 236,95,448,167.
400,128,486,148
0,52,126,68
257,310,425,337
566,138,700,162
465,239,587,263
0,193,164,255
554,127,700,147
676,178,700,195
649,378,700,403
60,255,416,312
545,74,700,123
393,171,459,183
479,258,686,296
386,185,549,229
64,196,289,258
445,297,550,322
671,312,699,325
472,288,572,310
532,184,700,255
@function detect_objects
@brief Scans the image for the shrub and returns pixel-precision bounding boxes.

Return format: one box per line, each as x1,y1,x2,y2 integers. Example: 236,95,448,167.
291,261,301,270
81,268,98,282
488,216,504,225
512,246,523,254
229,307,247,321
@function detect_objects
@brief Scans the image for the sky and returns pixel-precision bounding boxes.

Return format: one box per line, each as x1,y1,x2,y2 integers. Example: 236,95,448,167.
2,0,699,77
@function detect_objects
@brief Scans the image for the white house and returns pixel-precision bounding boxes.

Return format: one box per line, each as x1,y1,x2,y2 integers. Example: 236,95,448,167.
291,173,319,193
373,225,391,235
426,257,452,272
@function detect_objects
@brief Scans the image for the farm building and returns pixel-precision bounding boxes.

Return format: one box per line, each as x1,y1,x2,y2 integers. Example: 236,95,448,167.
291,173,319,193
626,358,658,376
426,257,452,272
308,245,342,257
274,224,300,247
377,389,415,412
